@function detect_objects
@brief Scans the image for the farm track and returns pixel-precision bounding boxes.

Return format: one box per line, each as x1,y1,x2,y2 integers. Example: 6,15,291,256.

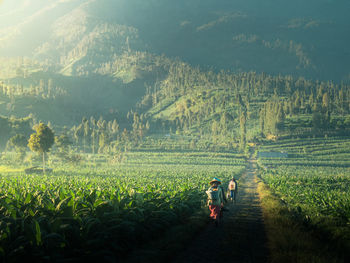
171,158,269,263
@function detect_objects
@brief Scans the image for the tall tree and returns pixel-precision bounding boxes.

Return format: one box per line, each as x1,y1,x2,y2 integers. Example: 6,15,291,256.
74,124,84,148
55,133,72,160
83,118,90,153
90,116,97,154
276,103,285,134
240,109,247,151
28,123,55,173
259,107,265,137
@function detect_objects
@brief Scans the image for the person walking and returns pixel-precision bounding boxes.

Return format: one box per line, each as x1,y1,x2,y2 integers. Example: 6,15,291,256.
228,177,238,203
206,177,227,226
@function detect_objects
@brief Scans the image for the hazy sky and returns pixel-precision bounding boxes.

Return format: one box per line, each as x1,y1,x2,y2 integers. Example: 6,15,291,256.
0,0,62,30
0,0,30,14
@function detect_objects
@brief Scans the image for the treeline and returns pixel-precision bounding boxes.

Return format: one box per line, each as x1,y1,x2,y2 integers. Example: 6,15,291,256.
260,86,350,136
66,113,150,154
138,61,350,139
0,115,33,149
0,57,47,79
2,56,350,156
1,112,151,164
0,79,67,100
150,62,350,111
97,51,172,80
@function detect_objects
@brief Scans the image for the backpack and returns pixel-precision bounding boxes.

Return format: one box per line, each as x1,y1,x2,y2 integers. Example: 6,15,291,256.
228,180,236,190
206,187,220,205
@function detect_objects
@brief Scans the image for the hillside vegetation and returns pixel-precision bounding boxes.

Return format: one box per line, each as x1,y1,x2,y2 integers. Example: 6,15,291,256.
1,0,350,132
1,1,350,261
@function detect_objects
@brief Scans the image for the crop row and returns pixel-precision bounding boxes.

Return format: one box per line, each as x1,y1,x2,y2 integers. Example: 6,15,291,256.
260,166,350,220
0,152,245,262
258,137,350,236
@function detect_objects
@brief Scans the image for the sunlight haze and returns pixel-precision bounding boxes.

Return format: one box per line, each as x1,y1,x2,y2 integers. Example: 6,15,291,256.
0,1,350,262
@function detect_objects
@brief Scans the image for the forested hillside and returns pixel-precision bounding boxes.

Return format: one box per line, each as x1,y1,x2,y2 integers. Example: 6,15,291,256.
2,61,350,154
1,2,350,261
1,0,350,151
140,64,350,145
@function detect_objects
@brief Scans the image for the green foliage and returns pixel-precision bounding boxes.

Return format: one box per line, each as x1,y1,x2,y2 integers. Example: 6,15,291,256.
258,137,350,251
54,133,73,162
0,115,32,150
8,134,28,161
0,150,245,261
28,123,55,173
8,134,27,150
0,0,349,139
28,123,55,154
55,134,71,151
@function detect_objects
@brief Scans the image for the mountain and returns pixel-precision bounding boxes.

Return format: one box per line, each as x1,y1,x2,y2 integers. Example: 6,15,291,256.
0,0,350,127
1,0,350,81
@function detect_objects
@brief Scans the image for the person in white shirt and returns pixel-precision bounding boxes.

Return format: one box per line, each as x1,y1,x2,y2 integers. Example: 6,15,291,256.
228,177,238,203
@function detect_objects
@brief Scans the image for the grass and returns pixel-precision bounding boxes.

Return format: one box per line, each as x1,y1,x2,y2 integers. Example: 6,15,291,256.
0,165,23,173
257,178,343,263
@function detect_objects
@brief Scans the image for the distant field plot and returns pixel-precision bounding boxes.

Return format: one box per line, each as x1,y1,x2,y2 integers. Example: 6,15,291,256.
0,151,245,262
258,137,350,167
123,151,246,168
258,137,350,239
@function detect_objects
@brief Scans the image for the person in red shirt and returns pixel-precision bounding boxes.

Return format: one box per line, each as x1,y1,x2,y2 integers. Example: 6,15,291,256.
206,177,227,226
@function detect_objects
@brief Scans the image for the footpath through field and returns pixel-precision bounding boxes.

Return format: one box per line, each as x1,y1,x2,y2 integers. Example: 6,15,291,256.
171,158,269,263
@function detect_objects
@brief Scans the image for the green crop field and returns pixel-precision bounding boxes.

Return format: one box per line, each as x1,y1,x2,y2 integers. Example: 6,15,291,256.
1,1,350,261
257,136,350,245
0,150,245,262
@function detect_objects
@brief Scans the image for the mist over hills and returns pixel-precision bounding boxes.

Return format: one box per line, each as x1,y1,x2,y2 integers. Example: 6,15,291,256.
1,0,349,80
0,0,350,127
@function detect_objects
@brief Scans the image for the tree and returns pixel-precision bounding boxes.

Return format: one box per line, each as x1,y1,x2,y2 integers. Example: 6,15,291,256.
28,123,55,173
211,120,219,144
322,92,330,110
74,124,84,147
312,103,329,132
9,134,27,161
90,116,97,154
240,109,247,151
276,102,285,133
293,91,301,114
0,116,11,149
83,118,90,153
259,107,265,137
55,133,72,160
239,97,247,151
111,119,119,139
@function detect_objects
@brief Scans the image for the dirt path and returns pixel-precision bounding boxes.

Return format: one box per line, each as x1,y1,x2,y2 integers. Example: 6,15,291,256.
172,158,269,263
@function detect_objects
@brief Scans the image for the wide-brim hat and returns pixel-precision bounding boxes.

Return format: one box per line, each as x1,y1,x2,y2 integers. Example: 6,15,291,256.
209,177,222,184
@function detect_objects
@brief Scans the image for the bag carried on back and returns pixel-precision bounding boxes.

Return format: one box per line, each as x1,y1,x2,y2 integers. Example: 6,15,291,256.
206,187,221,205
228,181,236,190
